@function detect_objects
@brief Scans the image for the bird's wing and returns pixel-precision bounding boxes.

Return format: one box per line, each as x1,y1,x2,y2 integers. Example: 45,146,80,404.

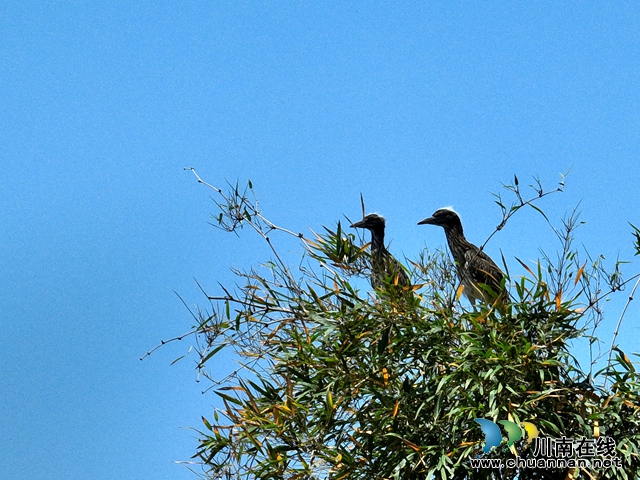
373,253,410,288
389,256,411,287
464,247,504,291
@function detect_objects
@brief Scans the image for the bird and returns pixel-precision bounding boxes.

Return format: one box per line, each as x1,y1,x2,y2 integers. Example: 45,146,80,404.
417,207,504,304
350,213,411,291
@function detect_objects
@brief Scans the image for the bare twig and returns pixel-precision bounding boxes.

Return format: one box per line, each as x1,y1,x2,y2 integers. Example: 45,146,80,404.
604,275,640,388
482,172,566,251
185,167,346,303
140,330,197,360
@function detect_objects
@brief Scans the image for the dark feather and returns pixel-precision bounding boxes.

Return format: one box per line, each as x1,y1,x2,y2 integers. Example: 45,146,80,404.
351,213,411,291
419,207,504,304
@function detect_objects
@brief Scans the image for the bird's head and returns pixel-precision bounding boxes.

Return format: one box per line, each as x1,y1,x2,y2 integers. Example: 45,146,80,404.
350,213,386,231
417,207,463,231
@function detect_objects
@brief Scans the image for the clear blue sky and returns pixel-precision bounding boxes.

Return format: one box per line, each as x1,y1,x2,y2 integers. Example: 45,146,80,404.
2,2,640,479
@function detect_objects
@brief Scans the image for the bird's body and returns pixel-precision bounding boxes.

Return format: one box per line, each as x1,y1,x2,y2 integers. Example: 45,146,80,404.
418,208,504,304
350,214,410,291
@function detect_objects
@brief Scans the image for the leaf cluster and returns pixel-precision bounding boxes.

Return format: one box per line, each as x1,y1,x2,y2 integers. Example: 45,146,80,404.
183,172,640,480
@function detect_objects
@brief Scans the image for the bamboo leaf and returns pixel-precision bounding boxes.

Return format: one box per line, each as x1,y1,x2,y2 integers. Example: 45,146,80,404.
574,262,586,286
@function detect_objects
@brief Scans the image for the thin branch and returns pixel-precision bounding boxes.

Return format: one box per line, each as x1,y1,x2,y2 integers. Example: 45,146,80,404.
140,329,198,360
604,275,640,388
186,167,312,298
140,291,204,360
586,272,640,313
481,173,566,251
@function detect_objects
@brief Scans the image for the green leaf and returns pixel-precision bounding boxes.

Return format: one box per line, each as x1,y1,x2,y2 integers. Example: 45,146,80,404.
198,344,226,366
214,390,242,406
630,222,640,256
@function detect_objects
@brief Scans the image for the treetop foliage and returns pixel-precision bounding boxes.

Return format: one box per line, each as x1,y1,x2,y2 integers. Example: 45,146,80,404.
179,169,640,480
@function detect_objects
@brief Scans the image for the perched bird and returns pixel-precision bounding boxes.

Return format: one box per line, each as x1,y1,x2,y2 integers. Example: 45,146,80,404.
350,213,410,291
418,208,504,304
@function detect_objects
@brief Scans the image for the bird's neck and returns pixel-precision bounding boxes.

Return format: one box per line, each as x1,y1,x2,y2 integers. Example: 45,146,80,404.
444,222,464,237
443,225,471,264
370,228,386,256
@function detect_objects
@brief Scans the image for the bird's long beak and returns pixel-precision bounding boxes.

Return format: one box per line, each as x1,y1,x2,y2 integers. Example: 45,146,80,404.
417,216,436,226
350,219,366,228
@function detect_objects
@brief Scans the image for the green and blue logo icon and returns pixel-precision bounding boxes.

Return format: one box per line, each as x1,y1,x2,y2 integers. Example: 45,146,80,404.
474,418,539,453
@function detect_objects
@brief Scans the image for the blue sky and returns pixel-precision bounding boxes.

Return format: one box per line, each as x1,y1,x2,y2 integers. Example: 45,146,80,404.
2,2,640,479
